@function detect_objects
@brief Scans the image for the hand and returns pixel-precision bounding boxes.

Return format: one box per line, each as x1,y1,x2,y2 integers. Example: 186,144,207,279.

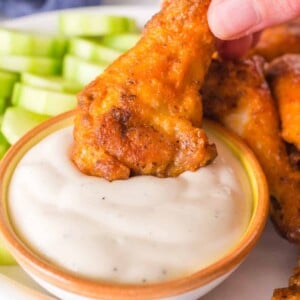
208,0,300,59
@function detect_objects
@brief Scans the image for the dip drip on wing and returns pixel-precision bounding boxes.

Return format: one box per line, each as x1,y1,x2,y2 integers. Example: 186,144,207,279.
202,57,300,243
71,0,217,181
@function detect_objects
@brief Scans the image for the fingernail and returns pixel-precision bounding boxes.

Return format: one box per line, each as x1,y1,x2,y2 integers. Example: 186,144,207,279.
208,0,261,39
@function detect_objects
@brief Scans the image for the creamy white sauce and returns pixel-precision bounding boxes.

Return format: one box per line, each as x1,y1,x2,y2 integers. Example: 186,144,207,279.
9,127,252,284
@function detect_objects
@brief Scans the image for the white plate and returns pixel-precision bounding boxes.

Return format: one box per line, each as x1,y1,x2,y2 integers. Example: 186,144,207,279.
0,5,299,300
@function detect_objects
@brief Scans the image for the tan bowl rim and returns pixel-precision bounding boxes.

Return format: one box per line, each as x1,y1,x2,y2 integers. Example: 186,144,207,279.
0,110,269,300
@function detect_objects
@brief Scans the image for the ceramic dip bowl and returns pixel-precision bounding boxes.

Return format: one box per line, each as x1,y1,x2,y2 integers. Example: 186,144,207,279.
0,111,269,300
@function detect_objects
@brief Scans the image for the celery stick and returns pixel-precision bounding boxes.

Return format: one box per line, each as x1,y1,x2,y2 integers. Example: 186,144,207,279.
0,69,20,99
1,107,49,144
12,83,77,116
63,55,106,86
59,14,137,36
0,242,15,265
101,33,141,52
0,132,10,159
0,28,66,58
21,73,82,94
0,55,61,76
69,38,122,64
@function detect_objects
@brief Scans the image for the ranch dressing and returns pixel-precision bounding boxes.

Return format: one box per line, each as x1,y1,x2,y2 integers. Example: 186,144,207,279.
9,127,251,284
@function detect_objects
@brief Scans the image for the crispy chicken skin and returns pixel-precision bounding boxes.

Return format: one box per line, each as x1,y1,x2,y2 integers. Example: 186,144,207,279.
71,0,217,181
266,54,300,151
250,19,300,61
272,263,300,300
272,287,300,300
202,57,300,243
288,144,300,171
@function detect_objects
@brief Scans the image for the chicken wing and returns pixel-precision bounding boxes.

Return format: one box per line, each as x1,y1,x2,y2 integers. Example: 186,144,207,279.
272,262,300,300
272,287,300,300
266,54,300,151
202,56,300,243
71,0,217,181
288,144,300,171
249,19,300,61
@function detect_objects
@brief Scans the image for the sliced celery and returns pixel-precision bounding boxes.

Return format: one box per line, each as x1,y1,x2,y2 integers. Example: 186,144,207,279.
1,107,49,144
0,98,8,114
101,33,141,52
0,127,10,159
21,73,82,94
69,38,122,64
0,242,15,265
0,195,14,262
12,83,77,116
0,69,20,99
59,14,137,36
0,55,61,76
63,55,106,86
0,28,66,58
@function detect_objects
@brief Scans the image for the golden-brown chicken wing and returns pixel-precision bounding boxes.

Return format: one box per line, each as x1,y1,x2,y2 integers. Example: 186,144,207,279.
272,287,300,300
202,56,300,243
266,54,300,151
72,0,217,181
249,19,300,61
288,144,300,171
272,262,300,300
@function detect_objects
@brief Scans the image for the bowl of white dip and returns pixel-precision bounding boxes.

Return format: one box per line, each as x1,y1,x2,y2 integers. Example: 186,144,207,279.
0,111,268,300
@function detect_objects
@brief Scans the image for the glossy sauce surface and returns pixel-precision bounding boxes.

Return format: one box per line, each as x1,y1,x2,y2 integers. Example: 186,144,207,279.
9,127,251,284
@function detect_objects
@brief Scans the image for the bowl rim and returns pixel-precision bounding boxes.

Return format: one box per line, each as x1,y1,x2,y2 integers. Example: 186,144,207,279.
0,110,269,299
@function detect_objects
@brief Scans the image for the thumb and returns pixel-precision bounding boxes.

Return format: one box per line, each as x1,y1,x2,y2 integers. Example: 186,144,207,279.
208,0,300,40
